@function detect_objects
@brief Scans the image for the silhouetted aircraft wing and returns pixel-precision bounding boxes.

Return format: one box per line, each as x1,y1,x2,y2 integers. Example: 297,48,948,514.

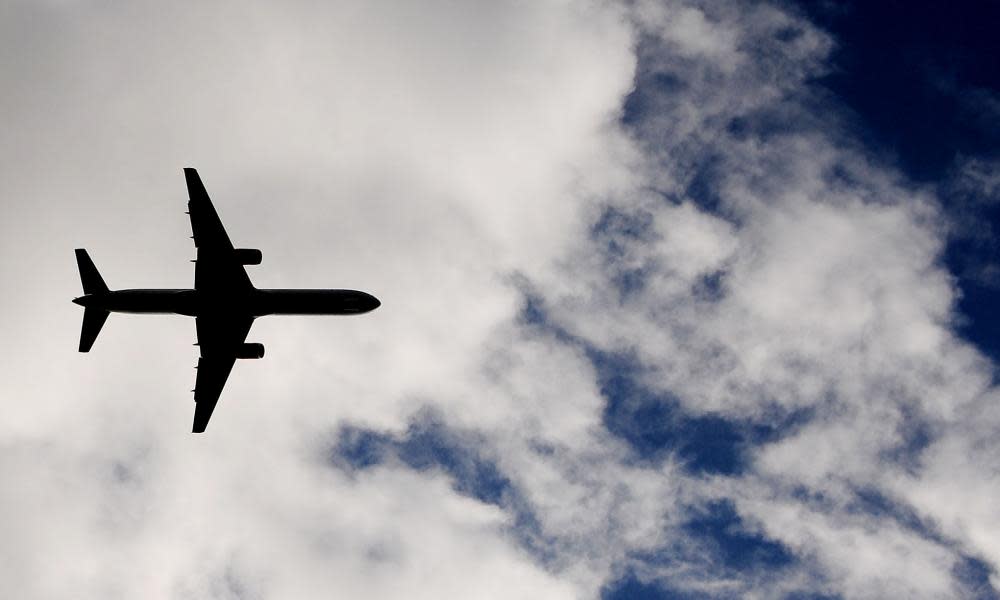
184,168,254,292
192,315,254,433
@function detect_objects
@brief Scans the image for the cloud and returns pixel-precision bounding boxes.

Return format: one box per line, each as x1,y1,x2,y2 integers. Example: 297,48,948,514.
0,0,634,597
3,0,1000,598
510,0,1000,596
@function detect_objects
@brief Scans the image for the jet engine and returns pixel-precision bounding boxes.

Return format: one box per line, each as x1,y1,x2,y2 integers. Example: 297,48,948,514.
233,248,262,265
235,343,265,359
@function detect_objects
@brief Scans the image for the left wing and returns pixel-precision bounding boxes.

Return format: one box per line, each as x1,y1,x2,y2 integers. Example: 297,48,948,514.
184,168,254,292
192,315,254,433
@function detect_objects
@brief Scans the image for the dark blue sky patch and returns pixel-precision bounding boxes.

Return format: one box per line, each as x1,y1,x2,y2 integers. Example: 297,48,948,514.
329,411,514,507
793,1,1000,181
953,555,1000,600
940,170,1000,363
682,500,795,573
518,287,550,328
601,570,705,600
333,425,393,470
600,569,838,600
682,153,728,217
396,416,511,506
783,593,842,600
951,275,1000,367
616,544,839,600
674,414,744,475
590,348,810,475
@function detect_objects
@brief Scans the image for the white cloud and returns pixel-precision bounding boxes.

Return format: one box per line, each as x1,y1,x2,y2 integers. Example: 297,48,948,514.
0,0,636,597
3,0,1000,598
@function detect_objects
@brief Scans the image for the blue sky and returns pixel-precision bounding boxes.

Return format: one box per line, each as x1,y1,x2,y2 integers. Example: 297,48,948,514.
2,1,999,598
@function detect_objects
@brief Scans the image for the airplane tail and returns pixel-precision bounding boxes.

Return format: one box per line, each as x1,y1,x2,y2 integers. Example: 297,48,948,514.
75,249,108,295
75,249,109,352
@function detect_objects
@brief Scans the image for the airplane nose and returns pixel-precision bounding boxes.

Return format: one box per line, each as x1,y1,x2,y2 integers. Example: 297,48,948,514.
367,294,381,311
72,296,85,306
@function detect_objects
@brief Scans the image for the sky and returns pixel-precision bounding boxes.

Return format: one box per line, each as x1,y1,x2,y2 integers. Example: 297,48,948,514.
1,1,999,598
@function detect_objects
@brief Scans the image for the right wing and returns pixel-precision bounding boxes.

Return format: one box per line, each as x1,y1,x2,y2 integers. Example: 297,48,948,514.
184,168,254,292
192,315,254,433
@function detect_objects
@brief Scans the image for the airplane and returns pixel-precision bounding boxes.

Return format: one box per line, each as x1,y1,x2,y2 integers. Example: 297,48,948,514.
73,168,380,433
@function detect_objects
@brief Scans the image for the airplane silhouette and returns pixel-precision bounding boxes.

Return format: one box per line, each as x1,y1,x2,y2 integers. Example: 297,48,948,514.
73,168,380,433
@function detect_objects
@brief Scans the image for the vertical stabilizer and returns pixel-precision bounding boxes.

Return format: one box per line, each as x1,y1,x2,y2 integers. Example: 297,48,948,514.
79,308,109,352
75,249,108,295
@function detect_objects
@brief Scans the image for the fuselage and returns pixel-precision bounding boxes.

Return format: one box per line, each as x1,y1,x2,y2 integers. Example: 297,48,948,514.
72,288,380,317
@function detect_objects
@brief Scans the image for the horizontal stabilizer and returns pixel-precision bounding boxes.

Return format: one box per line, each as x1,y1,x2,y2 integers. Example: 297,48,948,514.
75,249,108,295
79,307,109,353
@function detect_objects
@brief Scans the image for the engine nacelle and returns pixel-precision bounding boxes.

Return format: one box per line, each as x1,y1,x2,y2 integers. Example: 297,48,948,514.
235,343,265,359
233,248,262,265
